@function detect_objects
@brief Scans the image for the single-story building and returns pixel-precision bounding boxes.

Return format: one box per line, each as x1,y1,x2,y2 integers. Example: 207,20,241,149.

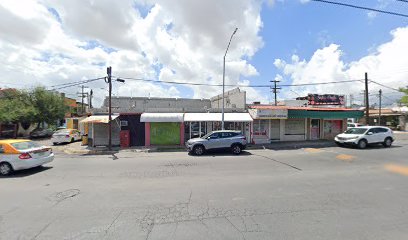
80,115,121,147
248,106,364,144
362,107,408,131
183,112,253,142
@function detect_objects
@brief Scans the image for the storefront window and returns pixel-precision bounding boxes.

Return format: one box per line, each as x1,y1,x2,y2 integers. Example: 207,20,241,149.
253,120,268,137
285,119,305,135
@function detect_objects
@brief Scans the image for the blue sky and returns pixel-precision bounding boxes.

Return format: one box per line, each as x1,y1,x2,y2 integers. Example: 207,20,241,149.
246,0,407,103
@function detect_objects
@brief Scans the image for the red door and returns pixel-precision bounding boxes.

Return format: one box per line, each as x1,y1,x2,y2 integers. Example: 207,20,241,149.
120,130,130,148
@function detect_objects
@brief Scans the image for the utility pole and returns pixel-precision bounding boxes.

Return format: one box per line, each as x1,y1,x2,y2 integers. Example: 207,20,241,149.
365,72,369,125
107,66,112,151
349,94,354,108
222,28,238,130
77,85,88,115
378,89,382,126
81,85,85,114
89,89,93,109
270,79,281,106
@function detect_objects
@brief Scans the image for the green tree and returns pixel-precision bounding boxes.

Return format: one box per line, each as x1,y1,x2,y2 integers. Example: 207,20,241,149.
30,87,67,126
0,90,37,124
399,87,408,105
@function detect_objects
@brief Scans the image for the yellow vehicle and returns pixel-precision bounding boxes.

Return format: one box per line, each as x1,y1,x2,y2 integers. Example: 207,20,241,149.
0,139,54,176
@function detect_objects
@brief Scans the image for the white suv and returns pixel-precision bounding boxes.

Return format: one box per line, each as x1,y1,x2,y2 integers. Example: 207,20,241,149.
186,130,247,155
335,126,394,149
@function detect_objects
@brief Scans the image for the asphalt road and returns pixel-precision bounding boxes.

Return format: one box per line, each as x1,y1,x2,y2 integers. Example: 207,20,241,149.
1,139,408,239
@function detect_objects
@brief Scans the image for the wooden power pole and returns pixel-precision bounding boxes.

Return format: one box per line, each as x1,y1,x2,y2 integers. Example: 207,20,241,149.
378,89,382,126
270,79,281,106
107,66,112,151
365,72,369,125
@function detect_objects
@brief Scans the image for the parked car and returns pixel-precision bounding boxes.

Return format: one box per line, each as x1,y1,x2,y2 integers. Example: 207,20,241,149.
0,139,54,176
186,130,247,155
334,126,394,149
347,123,364,129
29,128,54,138
51,129,81,145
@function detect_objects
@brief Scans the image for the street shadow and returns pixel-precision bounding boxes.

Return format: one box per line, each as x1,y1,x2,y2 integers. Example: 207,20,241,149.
188,149,253,157
80,152,120,156
340,144,403,150
0,166,53,178
250,141,337,151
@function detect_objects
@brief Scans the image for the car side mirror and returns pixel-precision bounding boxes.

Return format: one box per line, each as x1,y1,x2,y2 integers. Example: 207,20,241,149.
367,132,373,135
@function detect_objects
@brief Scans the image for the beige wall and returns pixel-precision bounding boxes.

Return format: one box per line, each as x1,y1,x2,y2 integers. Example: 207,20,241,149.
210,88,246,109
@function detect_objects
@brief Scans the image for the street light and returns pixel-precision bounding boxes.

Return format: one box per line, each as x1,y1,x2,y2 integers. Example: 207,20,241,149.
222,27,238,130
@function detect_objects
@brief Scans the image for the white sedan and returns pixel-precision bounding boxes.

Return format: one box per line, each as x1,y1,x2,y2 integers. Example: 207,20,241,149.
51,129,81,145
0,139,54,176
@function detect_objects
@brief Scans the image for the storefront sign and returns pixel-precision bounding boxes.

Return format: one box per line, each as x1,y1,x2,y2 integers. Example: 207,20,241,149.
249,109,288,119
307,94,345,105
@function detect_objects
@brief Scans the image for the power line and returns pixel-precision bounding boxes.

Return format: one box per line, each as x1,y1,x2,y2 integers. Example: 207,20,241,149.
369,80,400,92
397,0,408,4
280,79,363,87
310,0,408,18
116,77,364,88
49,77,105,87
51,78,104,91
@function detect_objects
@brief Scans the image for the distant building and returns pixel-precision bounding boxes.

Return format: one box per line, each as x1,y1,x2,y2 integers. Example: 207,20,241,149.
361,107,408,130
210,88,246,110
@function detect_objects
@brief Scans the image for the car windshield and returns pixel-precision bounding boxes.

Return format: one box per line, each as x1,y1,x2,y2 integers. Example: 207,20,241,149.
344,128,368,134
11,141,41,150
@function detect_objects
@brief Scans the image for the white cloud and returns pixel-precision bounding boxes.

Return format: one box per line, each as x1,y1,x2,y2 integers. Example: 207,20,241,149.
0,0,266,107
274,26,408,103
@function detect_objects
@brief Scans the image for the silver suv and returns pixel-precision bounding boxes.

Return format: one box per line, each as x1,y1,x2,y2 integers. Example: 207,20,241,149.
186,130,247,155
335,126,395,149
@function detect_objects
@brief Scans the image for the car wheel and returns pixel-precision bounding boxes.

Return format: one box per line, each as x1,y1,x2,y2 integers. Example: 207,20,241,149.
53,142,58,146
193,145,205,156
0,162,13,176
70,137,74,143
231,144,242,155
357,139,367,149
383,137,392,148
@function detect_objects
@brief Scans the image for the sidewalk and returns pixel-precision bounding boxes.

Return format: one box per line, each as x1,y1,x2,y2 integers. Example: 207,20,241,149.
55,140,335,155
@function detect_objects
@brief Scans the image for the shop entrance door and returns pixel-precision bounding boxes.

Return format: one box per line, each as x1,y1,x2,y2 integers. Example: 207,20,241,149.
311,119,320,140
270,120,280,140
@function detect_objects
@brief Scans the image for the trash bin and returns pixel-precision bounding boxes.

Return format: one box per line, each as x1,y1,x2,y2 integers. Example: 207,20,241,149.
82,135,88,145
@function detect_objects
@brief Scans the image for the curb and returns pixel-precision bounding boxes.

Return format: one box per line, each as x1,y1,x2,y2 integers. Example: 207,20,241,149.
60,141,335,155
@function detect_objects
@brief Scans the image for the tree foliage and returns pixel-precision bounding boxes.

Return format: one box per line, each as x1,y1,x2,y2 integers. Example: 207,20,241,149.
30,87,67,125
399,87,408,105
0,87,67,125
0,90,36,124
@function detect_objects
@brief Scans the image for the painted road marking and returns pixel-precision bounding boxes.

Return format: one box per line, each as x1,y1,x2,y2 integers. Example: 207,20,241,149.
385,164,408,176
304,148,324,153
336,154,355,162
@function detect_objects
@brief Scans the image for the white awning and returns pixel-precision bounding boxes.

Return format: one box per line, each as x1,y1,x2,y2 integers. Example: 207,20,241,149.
80,115,119,124
184,113,253,122
140,113,184,122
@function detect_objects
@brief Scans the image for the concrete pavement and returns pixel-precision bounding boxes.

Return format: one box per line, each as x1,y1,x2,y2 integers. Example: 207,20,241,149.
1,140,408,239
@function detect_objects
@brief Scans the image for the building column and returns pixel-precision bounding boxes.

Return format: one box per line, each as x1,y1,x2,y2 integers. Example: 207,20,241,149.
145,122,150,147
280,119,285,141
180,123,185,146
